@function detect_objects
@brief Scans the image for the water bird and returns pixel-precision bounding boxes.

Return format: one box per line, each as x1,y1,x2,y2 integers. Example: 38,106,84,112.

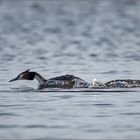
9,69,140,89
9,69,89,89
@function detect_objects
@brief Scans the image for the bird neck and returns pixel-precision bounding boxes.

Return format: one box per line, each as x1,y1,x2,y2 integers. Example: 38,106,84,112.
34,72,46,85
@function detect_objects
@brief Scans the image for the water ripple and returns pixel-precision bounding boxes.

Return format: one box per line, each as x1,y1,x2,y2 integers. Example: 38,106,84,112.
24,125,47,129
0,0,140,139
119,112,140,116
0,104,25,107
0,125,19,129
0,112,19,116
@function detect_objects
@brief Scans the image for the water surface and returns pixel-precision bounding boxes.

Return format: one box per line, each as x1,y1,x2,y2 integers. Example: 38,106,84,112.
0,0,140,139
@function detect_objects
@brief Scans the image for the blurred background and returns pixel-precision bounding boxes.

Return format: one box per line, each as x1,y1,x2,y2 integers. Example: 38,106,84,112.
0,0,140,139
0,0,139,89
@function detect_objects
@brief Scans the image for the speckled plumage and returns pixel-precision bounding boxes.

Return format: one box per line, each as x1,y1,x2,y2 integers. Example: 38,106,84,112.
39,75,89,89
9,70,140,89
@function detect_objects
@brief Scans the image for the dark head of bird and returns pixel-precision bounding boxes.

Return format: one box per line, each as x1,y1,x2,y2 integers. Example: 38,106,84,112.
9,69,36,82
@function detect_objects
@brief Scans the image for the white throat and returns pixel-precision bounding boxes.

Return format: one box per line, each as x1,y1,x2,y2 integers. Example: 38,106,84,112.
34,74,45,85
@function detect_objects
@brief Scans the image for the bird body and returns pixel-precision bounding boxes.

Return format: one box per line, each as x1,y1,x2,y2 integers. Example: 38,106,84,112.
9,70,140,89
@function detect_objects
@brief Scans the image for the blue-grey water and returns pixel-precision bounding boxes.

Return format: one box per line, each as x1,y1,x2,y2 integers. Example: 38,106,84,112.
0,0,140,139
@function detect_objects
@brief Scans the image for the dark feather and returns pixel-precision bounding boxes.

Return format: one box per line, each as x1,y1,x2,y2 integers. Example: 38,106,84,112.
48,74,84,81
